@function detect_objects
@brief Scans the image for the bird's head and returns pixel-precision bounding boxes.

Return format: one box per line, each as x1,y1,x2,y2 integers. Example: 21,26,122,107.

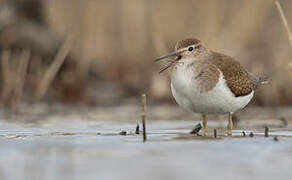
155,38,208,73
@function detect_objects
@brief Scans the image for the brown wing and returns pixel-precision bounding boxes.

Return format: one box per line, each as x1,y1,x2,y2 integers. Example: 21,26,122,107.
209,52,258,97
191,61,220,93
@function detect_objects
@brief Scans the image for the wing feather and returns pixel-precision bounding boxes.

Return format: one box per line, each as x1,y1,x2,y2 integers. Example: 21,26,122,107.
191,61,220,93
210,52,258,97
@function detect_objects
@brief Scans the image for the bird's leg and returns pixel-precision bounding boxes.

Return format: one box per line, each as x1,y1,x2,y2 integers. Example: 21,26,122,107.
227,112,233,136
202,114,207,135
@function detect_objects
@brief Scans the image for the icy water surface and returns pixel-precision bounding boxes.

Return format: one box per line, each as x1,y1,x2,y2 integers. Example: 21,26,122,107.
0,105,292,180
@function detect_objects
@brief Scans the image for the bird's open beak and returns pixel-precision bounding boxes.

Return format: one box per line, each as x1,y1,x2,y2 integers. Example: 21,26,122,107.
154,48,186,62
154,48,186,73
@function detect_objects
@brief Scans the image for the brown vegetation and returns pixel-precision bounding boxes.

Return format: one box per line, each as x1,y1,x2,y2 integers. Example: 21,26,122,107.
1,0,292,108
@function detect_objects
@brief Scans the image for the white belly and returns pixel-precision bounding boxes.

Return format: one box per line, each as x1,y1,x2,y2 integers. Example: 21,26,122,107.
171,63,254,114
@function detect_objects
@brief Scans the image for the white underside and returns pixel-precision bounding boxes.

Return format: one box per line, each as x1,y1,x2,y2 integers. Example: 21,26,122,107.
171,62,254,114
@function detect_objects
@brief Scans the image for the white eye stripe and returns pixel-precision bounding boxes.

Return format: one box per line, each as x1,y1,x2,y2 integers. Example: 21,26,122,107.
194,43,202,49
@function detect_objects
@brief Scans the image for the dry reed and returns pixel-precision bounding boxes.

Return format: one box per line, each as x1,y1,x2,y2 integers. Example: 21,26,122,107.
43,0,292,105
14,49,31,108
1,49,12,101
1,48,30,110
275,0,292,48
275,0,292,74
0,0,291,105
34,35,73,101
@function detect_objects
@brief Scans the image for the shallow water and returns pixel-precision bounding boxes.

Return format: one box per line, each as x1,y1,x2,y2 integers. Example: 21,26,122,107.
0,106,292,180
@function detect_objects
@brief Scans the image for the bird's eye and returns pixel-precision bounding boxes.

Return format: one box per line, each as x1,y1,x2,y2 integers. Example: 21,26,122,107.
188,47,193,51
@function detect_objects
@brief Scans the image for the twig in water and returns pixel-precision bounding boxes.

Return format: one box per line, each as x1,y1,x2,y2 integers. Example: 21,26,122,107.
264,126,269,137
135,124,140,134
141,94,147,142
214,129,217,138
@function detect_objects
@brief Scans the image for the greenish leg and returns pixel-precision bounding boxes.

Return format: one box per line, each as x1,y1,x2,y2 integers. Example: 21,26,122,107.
227,112,233,136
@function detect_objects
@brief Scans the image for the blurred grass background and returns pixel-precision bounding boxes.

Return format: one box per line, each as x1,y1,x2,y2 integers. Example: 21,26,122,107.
0,0,292,109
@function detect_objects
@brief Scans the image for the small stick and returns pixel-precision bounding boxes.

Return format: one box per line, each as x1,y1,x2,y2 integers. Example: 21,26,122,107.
264,126,269,137
141,94,147,142
214,129,217,138
275,0,292,48
135,124,140,134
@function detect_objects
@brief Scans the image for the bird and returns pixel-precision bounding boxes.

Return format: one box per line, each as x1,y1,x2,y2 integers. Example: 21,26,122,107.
155,38,267,136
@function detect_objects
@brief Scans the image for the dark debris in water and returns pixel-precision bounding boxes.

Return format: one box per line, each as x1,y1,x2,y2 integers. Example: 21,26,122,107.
118,131,127,136
190,123,202,135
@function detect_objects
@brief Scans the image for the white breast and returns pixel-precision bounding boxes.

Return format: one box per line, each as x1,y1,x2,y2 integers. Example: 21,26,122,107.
171,62,254,114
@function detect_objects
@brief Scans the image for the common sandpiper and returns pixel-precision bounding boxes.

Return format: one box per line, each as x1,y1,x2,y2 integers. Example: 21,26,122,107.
155,38,267,136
